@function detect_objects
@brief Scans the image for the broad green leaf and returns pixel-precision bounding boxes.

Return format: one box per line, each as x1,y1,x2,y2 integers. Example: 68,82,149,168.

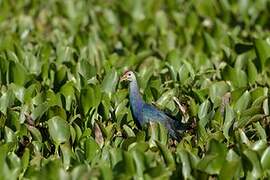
234,90,251,113
156,89,175,108
132,150,145,177
197,139,227,174
220,149,242,180
198,100,210,120
243,149,263,179
236,114,264,128
80,85,101,115
26,125,42,142
145,164,170,178
0,89,15,115
209,81,229,106
148,122,159,147
123,151,136,176
48,116,70,145
100,163,113,180
158,123,168,145
84,137,100,163
178,149,192,179
60,143,73,169
129,142,149,152
4,126,16,143
203,32,217,53
8,61,29,86
121,137,137,150
254,39,270,71
251,140,267,152
156,141,175,169
222,65,247,88
123,125,135,137
261,147,270,170
102,69,118,94
60,81,75,111
7,152,20,170
10,84,25,103
21,148,30,172
241,106,262,117
254,122,267,141
31,102,49,120
183,60,195,79
247,59,257,84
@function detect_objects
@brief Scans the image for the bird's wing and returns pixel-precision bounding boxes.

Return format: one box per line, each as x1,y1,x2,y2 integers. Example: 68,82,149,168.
142,104,167,122
142,104,184,139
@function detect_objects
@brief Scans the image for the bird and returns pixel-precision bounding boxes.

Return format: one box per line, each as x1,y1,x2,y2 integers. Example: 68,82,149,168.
120,70,189,140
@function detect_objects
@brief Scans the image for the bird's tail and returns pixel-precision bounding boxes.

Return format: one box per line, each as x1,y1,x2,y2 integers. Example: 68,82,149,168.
171,119,195,140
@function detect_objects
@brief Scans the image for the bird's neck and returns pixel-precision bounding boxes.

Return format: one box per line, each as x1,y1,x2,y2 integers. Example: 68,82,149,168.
129,80,144,126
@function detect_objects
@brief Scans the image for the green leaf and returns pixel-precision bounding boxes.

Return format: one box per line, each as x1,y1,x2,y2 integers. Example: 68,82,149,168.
21,148,30,172
247,59,257,84
60,143,73,169
223,105,234,140
132,150,145,177
60,81,75,111
48,116,70,145
123,125,135,137
26,125,42,142
158,123,168,145
254,122,267,141
234,90,251,113
80,85,101,115
78,59,96,80
0,89,15,115
236,114,264,128
209,81,229,106
122,151,136,176
243,149,263,178
31,102,49,120
254,39,270,71
156,141,175,169
261,147,270,170
8,61,29,86
198,100,210,120
84,137,100,162
222,65,247,88
102,69,118,94
203,32,217,53
197,139,227,174
10,84,25,103
156,89,175,108
219,149,242,180
100,163,113,180
178,149,192,179
251,140,267,152
148,122,159,147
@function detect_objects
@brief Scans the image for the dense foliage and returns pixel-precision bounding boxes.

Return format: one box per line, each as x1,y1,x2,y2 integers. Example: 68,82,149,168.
0,0,270,179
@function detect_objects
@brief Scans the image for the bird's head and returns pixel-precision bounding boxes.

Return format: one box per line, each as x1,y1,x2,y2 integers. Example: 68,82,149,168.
120,70,136,82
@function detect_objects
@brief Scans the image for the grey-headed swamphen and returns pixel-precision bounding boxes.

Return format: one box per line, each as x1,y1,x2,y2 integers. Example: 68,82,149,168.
120,70,189,140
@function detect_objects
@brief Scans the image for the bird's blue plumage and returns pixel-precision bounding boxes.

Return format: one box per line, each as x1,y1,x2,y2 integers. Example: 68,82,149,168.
142,104,183,139
125,71,188,139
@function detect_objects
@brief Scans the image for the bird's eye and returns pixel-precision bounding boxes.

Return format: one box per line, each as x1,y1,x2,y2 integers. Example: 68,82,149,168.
128,73,131,76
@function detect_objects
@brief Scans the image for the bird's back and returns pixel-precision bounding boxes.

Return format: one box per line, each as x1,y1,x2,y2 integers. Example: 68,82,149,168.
142,104,186,139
